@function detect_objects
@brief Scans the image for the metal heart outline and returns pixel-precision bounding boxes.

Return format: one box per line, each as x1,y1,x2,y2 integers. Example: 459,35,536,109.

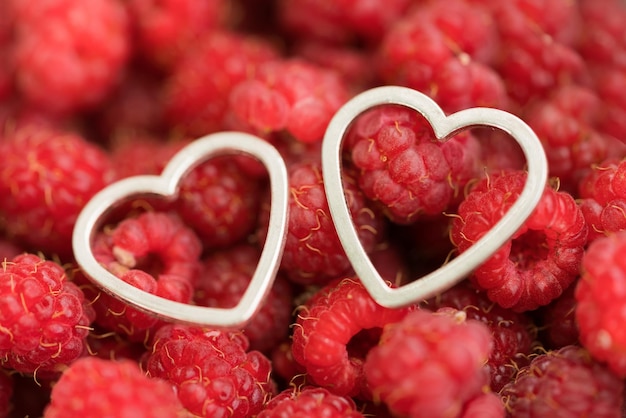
72,132,289,328
322,86,549,308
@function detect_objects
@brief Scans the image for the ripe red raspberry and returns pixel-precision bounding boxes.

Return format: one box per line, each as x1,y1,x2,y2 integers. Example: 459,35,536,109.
277,0,412,45
524,85,620,194
578,0,626,70
482,0,585,104
427,282,537,392
450,170,588,312
11,0,131,114
162,31,279,136
195,244,294,353
110,135,186,180
363,308,497,418
291,278,412,398
274,160,385,285
578,158,626,241
227,58,351,144
0,125,114,258
87,211,202,340
44,357,186,418
127,0,229,68
592,67,626,144
345,104,482,224
258,387,365,418
176,156,264,249
0,253,95,375
501,345,624,417
377,5,507,113
144,324,275,417
575,230,626,377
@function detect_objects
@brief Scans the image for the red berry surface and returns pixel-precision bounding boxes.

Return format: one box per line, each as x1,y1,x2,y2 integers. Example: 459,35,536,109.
450,170,588,312
0,253,95,375
291,278,412,398
363,308,497,418
195,244,294,353
258,386,365,418
44,357,186,418
576,230,626,377
345,104,481,224
144,324,274,417
10,0,131,114
0,125,113,257
501,345,624,417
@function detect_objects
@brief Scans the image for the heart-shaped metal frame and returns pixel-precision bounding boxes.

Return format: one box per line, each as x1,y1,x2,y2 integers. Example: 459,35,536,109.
322,86,549,308
72,132,289,328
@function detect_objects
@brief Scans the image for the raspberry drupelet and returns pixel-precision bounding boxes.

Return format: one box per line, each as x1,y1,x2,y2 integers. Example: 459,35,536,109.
273,159,385,285
426,281,537,392
162,31,279,136
43,357,187,418
500,345,624,417
227,58,351,144
450,170,588,312
144,324,275,418
0,125,114,258
87,211,202,340
363,308,500,418
575,230,626,378
10,0,131,115
291,277,413,398
195,244,294,353
0,254,95,375
258,387,365,418
345,104,482,224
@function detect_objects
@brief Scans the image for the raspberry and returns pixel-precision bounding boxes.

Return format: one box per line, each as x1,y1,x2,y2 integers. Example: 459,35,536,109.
426,282,537,392
450,170,588,312
363,308,496,418
0,125,113,258
258,387,365,418
377,5,508,113
460,393,505,418
162,31,279,136
501,345,624,417
274,159,385,285
110,135,186,180
523,85,619,194
575,230,626,377
345,104,482,224
195,244,294,353
127,0,229,68
578,158,626,241
578,0,626,70
0,254,95,375
227,58,351,144
43,357,186,418
277,0,412,45
176,156,264,249
483,0,585,104
144,324,275,417
592,67,626,143
88,211,202,340
291,278,412,398
11,0,131,114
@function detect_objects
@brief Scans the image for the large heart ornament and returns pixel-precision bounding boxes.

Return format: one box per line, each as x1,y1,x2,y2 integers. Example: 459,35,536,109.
72,132,289,328
322,86,549,308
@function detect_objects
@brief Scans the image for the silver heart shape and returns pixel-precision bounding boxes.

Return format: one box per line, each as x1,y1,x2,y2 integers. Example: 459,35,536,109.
322,86,549,308
72,132,289,328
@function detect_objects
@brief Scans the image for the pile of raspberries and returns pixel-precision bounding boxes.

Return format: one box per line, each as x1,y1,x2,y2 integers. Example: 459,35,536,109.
1,0,626,417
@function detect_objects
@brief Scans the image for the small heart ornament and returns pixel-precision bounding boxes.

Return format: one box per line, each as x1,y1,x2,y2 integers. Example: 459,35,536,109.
322,86,549,308
72,132,289,328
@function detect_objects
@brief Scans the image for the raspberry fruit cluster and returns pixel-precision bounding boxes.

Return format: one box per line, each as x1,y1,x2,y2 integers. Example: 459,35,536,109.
0,0,626,416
